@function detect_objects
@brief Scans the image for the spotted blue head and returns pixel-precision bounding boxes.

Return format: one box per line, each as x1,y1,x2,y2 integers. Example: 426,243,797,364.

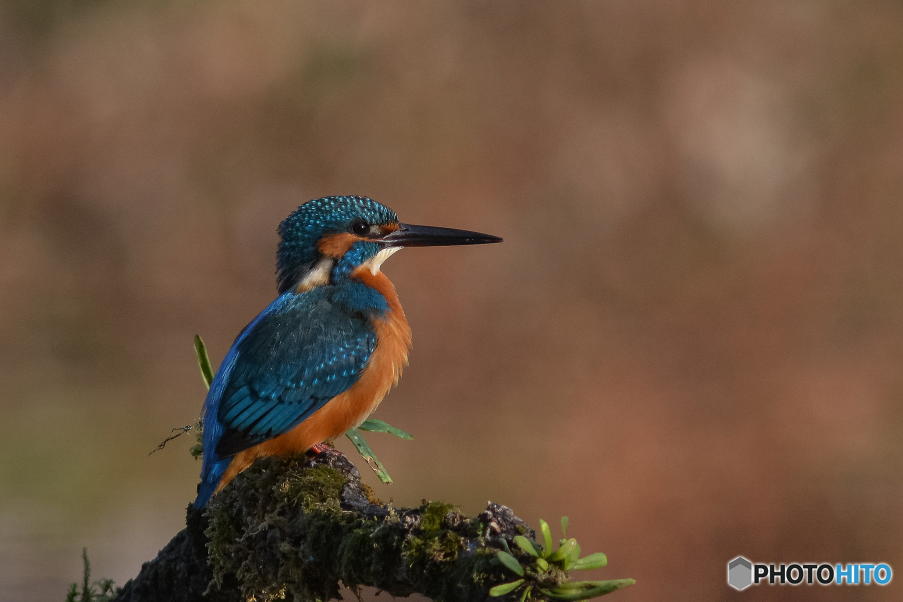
276,195,502,293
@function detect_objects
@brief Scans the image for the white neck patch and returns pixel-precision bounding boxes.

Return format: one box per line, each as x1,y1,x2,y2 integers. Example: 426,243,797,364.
296,247,401,292
296,257,334,292
364,246,401,275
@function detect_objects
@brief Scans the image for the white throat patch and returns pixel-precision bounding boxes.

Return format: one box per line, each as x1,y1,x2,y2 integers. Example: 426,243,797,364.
296,257,334,292
365,246,401,275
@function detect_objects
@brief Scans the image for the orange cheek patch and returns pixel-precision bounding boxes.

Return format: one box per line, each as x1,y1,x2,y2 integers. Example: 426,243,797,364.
317,233,360,258
318,224,398,257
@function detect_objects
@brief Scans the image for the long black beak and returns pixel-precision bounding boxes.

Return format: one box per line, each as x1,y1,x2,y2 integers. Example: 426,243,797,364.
380,223,502,247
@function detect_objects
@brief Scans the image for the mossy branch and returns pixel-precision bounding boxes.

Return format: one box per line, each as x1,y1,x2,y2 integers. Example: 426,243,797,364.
111,448,632,601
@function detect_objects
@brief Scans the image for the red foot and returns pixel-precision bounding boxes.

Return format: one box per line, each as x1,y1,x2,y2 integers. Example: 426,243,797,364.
308,442,331,456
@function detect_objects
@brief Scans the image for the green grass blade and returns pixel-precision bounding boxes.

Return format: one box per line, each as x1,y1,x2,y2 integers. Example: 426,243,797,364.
193,335,214,389
570,553,608,571
344,429,393,483
514,535,539,557
549,538,578,563
496,550,525,576
489,579,524,597
357,418,414,439
539,518,554,557
543,579,635,599
565,538,582,570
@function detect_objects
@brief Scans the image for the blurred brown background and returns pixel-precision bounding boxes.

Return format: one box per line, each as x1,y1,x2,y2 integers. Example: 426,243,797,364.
2,2,902,600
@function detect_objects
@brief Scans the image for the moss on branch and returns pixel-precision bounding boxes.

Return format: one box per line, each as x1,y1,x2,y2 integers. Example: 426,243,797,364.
111,449,631,601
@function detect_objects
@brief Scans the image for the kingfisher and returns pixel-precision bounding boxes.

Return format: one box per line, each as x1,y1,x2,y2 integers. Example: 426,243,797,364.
194,195,501,507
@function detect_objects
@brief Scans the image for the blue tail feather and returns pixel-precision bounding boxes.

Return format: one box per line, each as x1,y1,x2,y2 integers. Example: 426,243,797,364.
194,457,230,508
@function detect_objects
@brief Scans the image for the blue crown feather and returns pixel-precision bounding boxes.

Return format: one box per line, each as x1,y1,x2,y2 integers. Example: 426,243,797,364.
276,196,397,292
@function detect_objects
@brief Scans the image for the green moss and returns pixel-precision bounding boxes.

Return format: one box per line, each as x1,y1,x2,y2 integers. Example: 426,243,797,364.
360,482,382,505
463,547,501,589
419,500,458,531
203,457,358,600
205,502,243,589
406,529,464,564
280,463,348,511
401,500,468,593
336,524,401,586
200,454,574,602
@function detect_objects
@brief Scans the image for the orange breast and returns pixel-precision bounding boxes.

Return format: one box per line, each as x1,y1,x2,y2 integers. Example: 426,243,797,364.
216,269,412,493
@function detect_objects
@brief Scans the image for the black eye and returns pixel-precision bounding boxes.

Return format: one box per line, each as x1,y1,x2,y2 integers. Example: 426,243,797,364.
350,219,370,235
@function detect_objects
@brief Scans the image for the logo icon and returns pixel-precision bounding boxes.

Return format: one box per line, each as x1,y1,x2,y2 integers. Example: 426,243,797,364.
727,556,753,591
725,556,892,590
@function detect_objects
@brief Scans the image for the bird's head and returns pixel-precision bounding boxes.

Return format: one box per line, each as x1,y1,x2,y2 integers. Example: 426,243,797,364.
276,195,502,293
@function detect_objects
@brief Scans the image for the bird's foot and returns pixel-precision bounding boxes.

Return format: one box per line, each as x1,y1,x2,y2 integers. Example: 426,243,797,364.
308,442,332,456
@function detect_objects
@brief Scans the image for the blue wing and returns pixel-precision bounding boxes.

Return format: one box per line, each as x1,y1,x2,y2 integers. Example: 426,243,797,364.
195,288,376,506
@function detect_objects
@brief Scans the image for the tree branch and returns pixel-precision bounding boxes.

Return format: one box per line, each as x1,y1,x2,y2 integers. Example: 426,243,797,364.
113,449,631,601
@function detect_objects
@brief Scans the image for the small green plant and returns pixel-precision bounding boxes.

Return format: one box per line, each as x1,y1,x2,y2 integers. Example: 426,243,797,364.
490,517,634,600
344,419,412,483
65,549,115,602
152,335,414,482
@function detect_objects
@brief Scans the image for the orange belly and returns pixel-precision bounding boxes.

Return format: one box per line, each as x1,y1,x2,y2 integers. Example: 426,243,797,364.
216,269,411,493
